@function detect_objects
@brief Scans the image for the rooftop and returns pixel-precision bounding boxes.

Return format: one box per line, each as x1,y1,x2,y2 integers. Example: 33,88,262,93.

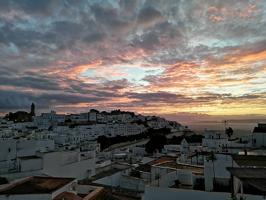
184,135,203,144
232,155,266,167
155,162,204,175
90,168,122,181
245,179,266,193
253,123,266,133
227,167,266,179
0,176,75,195
227,167,266,193
135,156,176,172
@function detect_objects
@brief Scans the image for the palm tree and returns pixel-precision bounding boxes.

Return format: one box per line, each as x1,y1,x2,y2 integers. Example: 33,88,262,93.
226,127,234,139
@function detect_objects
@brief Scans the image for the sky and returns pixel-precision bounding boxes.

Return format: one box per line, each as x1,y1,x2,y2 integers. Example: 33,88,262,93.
0,0,266,122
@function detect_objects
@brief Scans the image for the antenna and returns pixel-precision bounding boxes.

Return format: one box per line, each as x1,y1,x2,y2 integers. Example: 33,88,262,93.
224,120,227,133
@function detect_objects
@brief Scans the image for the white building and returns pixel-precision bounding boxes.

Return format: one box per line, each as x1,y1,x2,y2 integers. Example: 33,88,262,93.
34,111,65,129
142,186,264,200
42,150,96,180
0,138,55,176
252,123,266,147
89,110,97,122
68,113,88,122
202,130,228,152
204,153,233,192
180,136,203,155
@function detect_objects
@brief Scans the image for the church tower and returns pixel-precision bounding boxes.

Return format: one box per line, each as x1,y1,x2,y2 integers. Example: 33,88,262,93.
30,103,35,116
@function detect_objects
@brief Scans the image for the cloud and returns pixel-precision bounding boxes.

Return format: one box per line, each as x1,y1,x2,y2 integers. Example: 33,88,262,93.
0,0,266,118
0,89,107,111
11,0,55,15
137,6,164,28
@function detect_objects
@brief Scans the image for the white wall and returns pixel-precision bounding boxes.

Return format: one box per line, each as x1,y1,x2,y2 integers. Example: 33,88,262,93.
17,139,55,157
253,133,266,147
19,158,42,172
93,171,122,187
0,139,16,161
150,168,198,188
142,186,264,200
120,175,146,191
151,166,175,182
204,154,233,191
42,151,96,180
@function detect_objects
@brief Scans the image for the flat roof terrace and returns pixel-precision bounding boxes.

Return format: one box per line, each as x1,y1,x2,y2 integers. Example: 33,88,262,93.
135,156,177,172
0,176,75,195
154,161,204,175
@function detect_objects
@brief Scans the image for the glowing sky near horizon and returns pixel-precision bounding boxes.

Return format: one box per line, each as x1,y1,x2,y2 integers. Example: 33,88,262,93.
0,0,266,120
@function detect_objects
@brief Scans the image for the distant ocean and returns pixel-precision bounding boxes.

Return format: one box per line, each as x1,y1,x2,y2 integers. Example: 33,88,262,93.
185,121,258,136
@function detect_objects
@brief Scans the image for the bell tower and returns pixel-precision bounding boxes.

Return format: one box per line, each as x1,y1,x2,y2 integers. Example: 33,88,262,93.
30,103,35,116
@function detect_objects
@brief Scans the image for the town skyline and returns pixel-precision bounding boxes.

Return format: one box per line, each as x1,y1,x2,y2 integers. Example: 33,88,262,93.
1,102,266,124
1,0,266,122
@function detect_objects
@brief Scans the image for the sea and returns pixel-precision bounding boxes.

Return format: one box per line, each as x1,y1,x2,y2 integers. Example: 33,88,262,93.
185,121,259,137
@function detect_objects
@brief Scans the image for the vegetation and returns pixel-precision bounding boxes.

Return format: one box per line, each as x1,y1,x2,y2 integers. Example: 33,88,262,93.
167,135,204,145
0,177,8,185
145,134,167,153
97,128,171,151
193,178,205,190
130,170,141,178
226,127,234,138
4,111,33,122
4,103,35,122
97,132,149,151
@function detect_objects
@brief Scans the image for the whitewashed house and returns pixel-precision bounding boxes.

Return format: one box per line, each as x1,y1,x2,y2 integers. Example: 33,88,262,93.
252,123,266,147
204,153,233,192
180,136,203,155
202,130,228,152
34,111,65,129
42,150,96,180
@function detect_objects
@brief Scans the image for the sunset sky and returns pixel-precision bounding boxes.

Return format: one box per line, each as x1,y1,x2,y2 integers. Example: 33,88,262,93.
0,0,266,122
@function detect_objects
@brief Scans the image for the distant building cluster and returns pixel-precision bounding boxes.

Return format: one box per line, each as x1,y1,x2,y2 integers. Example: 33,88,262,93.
0,104,266,200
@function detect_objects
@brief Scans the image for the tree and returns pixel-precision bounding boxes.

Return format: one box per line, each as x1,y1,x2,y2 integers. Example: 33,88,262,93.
145,134,167,153
226,127,234,138
0,177,8,185
130,170,140,178
97,135,110,150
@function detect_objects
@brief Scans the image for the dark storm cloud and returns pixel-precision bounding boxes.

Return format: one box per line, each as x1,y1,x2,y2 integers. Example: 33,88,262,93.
127,91,193,104
0,90,33,110
0,1,10,12
138,6,164,25
0,74,62,90
0,90,107,111
0,24,42,47
133,32,159,50
6,0,55,15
